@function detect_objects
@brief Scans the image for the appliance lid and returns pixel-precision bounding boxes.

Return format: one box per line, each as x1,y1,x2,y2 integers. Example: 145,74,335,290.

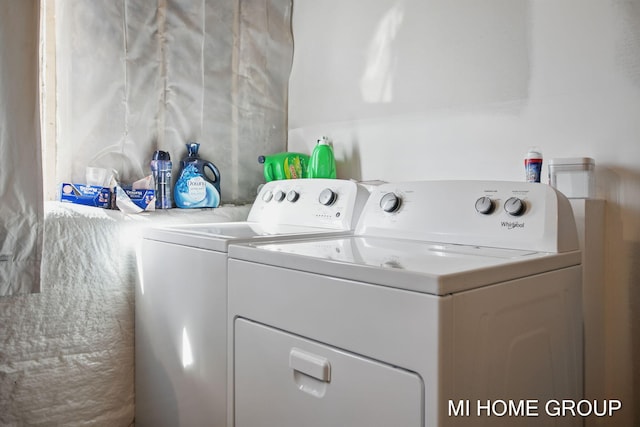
228,236,581,295
143,222,349,252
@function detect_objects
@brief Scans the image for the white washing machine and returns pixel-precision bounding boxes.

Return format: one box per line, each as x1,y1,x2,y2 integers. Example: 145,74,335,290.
135,179,369,427
227,180,584,427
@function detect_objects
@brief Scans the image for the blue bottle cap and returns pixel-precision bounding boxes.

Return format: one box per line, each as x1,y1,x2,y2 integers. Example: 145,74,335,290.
186,142,200,156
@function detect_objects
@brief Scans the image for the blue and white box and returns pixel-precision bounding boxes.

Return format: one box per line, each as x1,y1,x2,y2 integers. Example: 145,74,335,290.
58,183,112,208
119,187,156,211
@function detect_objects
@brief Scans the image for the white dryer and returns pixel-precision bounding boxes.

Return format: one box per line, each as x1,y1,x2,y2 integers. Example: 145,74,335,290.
227,180,583,427
135,179,369,427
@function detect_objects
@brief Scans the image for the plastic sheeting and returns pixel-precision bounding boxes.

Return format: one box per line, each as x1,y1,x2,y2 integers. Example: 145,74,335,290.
0,1,43,296
0,202,251,425
55,0,293,204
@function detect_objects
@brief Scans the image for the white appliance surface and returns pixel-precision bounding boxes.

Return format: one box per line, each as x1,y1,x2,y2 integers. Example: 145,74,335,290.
143,222,337,251
229,235,580,295
228,180,584,427
142,178,369,251
135,179,369,427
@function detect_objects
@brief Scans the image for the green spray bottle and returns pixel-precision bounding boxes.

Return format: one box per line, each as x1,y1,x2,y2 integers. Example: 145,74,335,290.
308,136,336,179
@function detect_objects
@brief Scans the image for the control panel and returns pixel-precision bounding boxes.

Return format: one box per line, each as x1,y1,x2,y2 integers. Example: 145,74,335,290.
356,180,578,253
247,179,370,231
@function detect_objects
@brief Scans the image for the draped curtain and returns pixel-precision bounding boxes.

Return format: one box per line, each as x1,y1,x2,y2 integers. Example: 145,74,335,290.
0,0,292,295
0,1,43,296
54,0,292,204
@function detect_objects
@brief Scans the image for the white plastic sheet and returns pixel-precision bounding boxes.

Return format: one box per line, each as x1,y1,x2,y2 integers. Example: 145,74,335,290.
0,202,251,426
55,0,292,204
0,1,43,296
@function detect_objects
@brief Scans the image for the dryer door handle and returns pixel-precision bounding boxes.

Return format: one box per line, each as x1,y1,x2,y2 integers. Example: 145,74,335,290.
289,348,331,382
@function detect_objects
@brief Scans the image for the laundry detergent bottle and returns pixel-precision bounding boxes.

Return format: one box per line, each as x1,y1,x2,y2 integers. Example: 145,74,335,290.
308,136,337,179
174,142,221,208
258,152,309,182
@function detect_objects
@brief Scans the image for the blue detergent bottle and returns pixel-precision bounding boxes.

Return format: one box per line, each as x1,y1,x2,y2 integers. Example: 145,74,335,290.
174,142,221,208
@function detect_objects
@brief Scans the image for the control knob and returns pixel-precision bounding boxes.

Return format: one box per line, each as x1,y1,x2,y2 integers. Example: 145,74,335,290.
380,192,401,213
474,197,495,214
504,197,526,216
286,190,300,202
262,190,273,203
274,190,286,202
318,188,337,206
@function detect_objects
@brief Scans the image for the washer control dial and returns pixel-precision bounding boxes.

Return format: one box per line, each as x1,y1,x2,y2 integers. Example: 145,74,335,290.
274,190,286,202
475,196,495,214
504,197,526,216
318,188,337,206
286,190,300,202
380,192,401,213
262,190,273,203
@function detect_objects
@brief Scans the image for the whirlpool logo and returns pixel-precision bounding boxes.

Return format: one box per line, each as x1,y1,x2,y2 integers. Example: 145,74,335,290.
501,221,525,229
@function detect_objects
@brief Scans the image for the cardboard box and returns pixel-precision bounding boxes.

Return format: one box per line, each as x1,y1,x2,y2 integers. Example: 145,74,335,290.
119,187,156,211
58,183,112,208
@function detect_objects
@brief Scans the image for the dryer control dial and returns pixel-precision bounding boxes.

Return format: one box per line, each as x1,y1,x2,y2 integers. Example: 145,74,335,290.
286,190,300,202
504,197,526,216
380,192,401,213
475,197,495,214
318,188,337,206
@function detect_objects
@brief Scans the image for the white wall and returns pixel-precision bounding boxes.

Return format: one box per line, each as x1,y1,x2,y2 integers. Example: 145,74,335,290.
288,0,640,425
